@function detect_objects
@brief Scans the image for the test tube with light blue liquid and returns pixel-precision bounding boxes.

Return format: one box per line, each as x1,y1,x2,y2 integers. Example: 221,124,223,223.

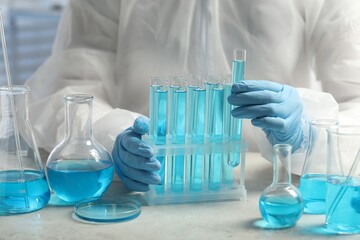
167,78,186,192
222,74,235,185
204,75,223,190
230,49,246,166
149,77,168,193
185,75,206,191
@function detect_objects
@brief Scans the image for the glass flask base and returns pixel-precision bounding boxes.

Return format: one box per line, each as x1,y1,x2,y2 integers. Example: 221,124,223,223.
326,176,360,234
259,195,303,228
0,170,50,215
326,223,360,235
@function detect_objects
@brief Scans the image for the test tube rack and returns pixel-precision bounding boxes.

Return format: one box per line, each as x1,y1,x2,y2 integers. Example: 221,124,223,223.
145,74,247,205
144,136,247,205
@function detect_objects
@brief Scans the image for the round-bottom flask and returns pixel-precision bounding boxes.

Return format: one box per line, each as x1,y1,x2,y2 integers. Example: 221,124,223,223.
259,144,304,228
46,94,114,204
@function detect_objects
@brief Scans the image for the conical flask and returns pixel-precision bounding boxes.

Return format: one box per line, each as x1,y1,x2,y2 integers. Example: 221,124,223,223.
326,125,360,234
46,94,114,204
0,86,50,215
299,119,338,214
259,144,304,228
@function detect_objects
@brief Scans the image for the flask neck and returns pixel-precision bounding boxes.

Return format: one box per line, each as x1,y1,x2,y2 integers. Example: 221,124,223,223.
273,144,292,185
64,95,94,140
0,86,29,120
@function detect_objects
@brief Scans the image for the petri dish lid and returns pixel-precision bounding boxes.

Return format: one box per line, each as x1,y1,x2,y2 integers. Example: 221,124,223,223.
74,196,141,223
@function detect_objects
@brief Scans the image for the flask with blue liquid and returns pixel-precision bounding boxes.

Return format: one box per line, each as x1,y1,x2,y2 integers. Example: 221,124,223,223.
259,144,304,228
299,119,338,214
46,94,114,204
0,86,50,215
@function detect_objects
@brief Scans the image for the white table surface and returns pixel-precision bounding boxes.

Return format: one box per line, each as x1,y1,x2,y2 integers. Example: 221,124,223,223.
1,152,358,240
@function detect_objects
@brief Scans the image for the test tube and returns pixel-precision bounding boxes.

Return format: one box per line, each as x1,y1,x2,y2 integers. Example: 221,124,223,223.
186,74,205,191
229,49,246,166
204,75,223,190
167,77,186,192
232,48,246,83
150,77,168,193
150,77,163,139
222,74,235,184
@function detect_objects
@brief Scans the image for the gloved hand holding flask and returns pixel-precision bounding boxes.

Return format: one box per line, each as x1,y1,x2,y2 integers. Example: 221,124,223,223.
228,80,304,151
112,116,161,191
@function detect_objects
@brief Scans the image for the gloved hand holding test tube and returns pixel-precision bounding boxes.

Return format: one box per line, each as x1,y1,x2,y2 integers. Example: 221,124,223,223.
228,81,304,152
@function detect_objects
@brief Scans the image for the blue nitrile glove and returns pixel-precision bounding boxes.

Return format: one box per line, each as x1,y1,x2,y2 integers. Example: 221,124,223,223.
112,116,161,191
228,80,304,151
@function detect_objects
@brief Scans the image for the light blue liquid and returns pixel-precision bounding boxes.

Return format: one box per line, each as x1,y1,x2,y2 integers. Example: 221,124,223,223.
208,88,224,190
222,84,235,185
0,170,50,215
153,89,167,193
47,159,113,203
326,176,360,234
204,82,218,188
149,84,160,137
230,60,244,166
232,60,245,83
169,89,186,192
259,195,303,228
186,87,206,191
298,173,327,214
154,89,168,144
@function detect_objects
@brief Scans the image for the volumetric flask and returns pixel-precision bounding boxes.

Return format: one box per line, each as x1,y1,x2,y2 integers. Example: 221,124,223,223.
46,94,114,204
299,119,338,214
0,86,50,215
259,144,304,228
326,125,360,234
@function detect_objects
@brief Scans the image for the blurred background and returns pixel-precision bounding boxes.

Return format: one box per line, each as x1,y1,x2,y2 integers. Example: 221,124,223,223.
0,0,67,85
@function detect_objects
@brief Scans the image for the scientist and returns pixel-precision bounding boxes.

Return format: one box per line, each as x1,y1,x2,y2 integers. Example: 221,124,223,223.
26,0,360,191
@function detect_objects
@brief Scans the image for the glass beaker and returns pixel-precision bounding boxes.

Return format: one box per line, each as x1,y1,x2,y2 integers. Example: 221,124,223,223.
259,144,304,228
0,86,50,215
46,94,114,204
326,125,360,234
299,119,338,214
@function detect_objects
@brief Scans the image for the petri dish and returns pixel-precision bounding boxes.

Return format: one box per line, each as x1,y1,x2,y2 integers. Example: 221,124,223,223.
74,196,141,223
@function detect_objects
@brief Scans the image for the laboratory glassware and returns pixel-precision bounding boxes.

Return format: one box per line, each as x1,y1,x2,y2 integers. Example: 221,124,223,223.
222,74,238,185
186,74,205,191
326,125,360,234
232,48,246,83
167,78,186,192
74,196,141,223
204,75,222,190
0,86,50,215
299,119,338,214
149,77,168,193
227,48,246,167
259,144,304,228
46,94,114,204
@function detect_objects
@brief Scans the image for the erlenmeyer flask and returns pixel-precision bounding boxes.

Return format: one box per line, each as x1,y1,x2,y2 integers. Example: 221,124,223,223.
299,119,338,214
259,144,304,228
0,86,50,215
46,94,114,204
326,125,360,234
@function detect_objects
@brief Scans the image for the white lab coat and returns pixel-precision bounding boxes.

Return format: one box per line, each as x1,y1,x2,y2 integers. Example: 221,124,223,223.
26,0,360,174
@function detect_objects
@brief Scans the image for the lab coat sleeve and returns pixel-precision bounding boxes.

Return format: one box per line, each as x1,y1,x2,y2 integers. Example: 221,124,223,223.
26,0,140,153
254,0,360,175
312,0,360,125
